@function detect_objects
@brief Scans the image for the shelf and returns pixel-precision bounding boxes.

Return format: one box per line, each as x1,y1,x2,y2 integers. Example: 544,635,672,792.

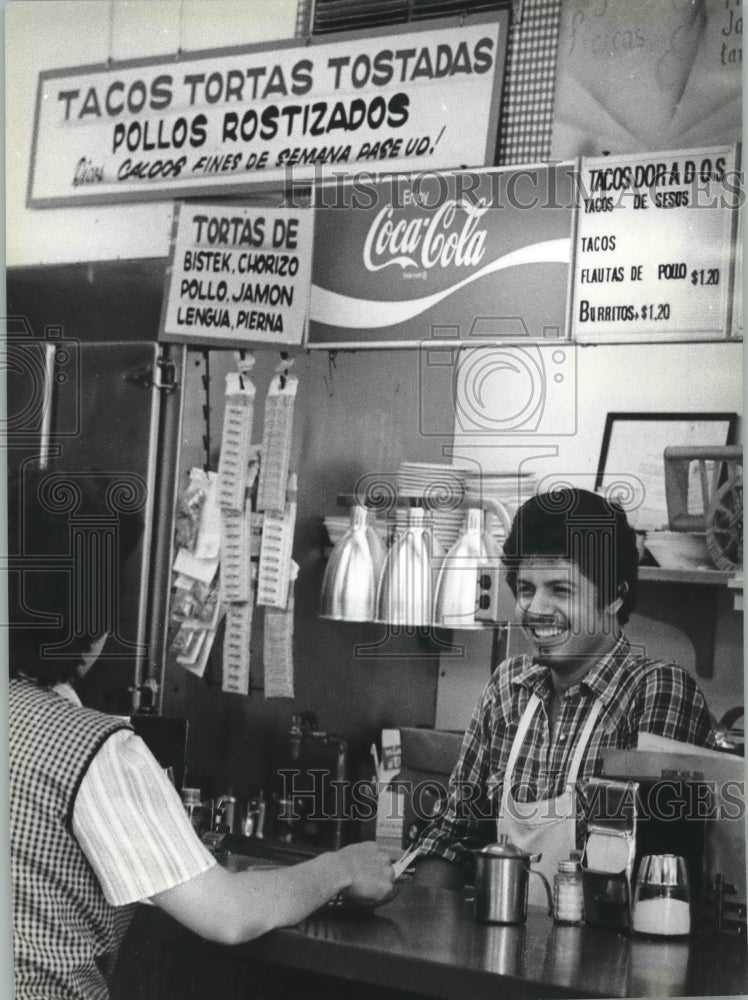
638,566,736,586
636,566,742,678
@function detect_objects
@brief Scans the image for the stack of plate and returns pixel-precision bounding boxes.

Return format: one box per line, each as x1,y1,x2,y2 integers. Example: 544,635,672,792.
326,463,538,554
397,462,467,512
396,462,468,552
459,469,540,548
372,508,451,553
463,469,539,521
430,509,468,552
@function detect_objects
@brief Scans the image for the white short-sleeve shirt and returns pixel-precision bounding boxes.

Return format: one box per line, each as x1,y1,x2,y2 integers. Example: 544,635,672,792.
58,685,216,906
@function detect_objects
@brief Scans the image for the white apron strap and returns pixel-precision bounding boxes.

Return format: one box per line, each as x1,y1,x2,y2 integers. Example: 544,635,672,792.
500,692,604,814
566,697,604,785
500,692,541,815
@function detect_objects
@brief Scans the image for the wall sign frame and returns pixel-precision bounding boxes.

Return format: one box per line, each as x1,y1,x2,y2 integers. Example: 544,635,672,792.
159,201,314,347
307,161,577,349
572,145,740,343
595,410,739,530
27,14,508,207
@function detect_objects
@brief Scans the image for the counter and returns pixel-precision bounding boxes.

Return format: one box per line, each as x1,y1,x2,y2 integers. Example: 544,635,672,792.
114,883,747,1000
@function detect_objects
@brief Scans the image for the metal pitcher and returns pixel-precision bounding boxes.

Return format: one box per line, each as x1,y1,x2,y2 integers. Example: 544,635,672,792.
473,836,553,924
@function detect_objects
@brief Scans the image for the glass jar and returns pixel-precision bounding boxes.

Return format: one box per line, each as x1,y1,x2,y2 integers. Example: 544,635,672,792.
214,791,237,834
632,855,691,937
242,791,267,838
181,786,210,837
553,858,584,924
255,791,267,839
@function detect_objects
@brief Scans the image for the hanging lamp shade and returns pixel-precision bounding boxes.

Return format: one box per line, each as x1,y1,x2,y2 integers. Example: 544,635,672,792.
376,507,443,626
320,505,386,621
433,507,501,629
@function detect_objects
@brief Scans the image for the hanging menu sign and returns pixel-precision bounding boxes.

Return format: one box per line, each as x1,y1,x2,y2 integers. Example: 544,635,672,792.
160,202,313,346
573,145,739,342
28,14,507,207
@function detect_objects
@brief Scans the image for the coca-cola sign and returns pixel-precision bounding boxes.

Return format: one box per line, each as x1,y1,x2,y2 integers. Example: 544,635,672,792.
308,165,576,347
363,200,488,273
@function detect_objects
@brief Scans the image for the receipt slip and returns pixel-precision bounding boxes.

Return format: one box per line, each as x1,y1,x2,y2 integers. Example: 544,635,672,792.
393,843,423,879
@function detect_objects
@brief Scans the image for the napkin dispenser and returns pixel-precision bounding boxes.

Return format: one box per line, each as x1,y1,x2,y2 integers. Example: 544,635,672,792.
581,778,638,931
581,777,708,931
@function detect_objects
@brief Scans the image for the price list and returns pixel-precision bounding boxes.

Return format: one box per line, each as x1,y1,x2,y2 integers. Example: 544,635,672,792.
572,146,739,342
161,202,314,347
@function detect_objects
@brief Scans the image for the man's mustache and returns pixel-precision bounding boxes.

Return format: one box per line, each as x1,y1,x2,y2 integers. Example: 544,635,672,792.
521,615,564,627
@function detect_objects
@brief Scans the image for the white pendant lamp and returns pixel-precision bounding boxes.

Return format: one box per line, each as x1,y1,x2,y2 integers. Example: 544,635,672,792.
320,505,387,621
376,507,443,626
433,507,501,628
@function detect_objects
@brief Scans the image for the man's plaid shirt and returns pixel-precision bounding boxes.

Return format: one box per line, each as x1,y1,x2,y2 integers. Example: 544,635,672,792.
415,635,716,871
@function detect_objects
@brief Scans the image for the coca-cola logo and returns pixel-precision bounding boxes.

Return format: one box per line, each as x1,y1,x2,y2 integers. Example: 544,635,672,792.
363,199,488,272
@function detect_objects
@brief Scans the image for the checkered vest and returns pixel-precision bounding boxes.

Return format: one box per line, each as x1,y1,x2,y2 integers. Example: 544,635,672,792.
10,676,134,1000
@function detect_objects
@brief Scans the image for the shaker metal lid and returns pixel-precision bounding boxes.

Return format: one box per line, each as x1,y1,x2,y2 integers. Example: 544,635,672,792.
639,853,685,886
476,834,528,858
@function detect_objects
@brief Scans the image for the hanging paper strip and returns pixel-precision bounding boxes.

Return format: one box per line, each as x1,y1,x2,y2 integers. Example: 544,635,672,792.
222,596,254,695
217,372,255,513
263,591,295,699
219,509,251,604
256,501,296,609
257,374,297,514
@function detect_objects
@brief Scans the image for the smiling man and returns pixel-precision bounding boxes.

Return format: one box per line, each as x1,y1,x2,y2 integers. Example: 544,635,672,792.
411,488,716,897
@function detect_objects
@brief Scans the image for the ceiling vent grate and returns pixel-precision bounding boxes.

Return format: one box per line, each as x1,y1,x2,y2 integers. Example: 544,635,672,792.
311,0,511,35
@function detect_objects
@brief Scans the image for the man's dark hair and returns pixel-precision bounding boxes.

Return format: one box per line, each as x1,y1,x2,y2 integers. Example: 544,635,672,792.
502,488,638,624
7,464,144,685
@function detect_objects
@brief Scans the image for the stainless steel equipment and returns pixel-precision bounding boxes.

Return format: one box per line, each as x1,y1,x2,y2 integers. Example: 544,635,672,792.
432,506,501,629
320,504,386,621
473,836,553,924
581,778,707,933
376,506,440,626
282,711,348,850
632,854,692,937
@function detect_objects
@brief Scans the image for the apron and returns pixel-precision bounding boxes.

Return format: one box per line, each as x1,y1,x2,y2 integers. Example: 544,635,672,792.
496,692,603,907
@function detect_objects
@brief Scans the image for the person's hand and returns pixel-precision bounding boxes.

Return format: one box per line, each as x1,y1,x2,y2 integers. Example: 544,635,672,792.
336,841,397,908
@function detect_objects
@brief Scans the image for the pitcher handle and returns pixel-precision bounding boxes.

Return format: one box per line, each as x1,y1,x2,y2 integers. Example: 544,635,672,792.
529,867,554,917
466,495,513,535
